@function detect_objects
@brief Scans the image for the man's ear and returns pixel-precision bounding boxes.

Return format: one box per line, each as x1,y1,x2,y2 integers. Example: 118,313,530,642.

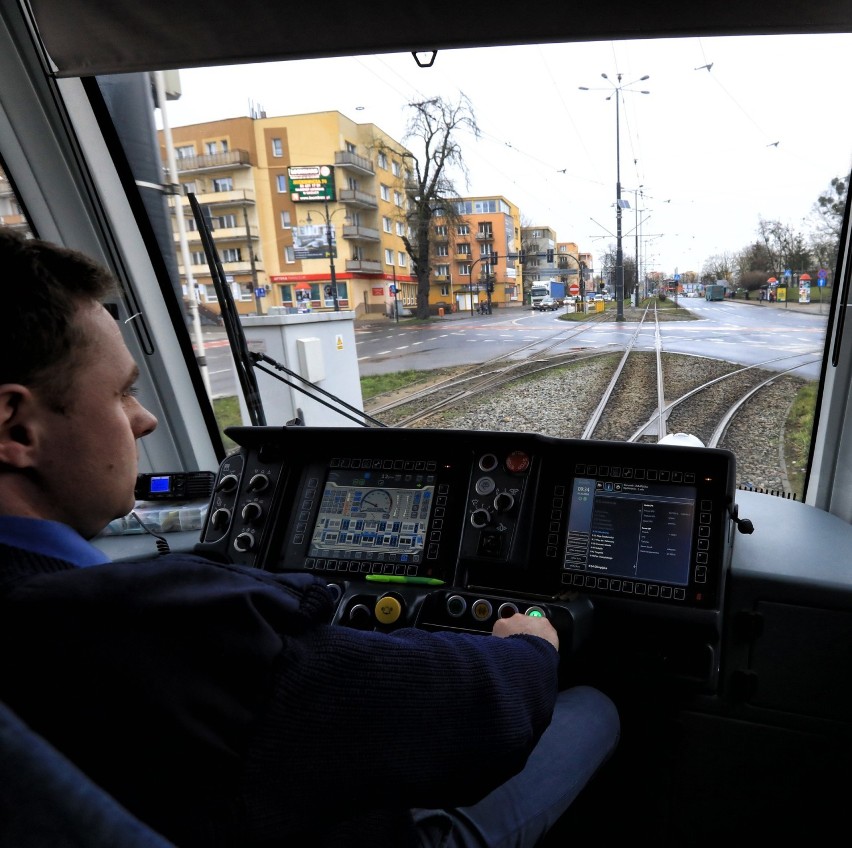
0,384,38,468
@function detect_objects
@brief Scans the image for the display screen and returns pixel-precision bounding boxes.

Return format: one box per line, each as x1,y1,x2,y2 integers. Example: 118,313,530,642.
565,478,697,586
308,467,436,565
149,475,172,494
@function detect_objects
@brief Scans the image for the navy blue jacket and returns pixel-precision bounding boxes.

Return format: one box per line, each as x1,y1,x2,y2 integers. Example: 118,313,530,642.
0,545,559,847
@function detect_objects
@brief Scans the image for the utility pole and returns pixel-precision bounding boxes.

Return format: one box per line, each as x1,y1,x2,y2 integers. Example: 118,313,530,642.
153,71,211,397
243,206,262,315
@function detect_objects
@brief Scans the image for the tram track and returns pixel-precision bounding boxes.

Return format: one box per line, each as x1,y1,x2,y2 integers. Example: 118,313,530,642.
362,308,821,492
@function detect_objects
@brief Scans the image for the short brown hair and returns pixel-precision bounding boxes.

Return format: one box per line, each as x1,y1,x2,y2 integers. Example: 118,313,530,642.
0,228,117,410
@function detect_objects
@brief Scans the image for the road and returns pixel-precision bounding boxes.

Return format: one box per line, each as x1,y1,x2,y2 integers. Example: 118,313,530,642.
354,300,828,381
198,299,829,398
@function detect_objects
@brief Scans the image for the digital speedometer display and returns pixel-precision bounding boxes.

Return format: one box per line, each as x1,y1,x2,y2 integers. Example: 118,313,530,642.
308,467,436,564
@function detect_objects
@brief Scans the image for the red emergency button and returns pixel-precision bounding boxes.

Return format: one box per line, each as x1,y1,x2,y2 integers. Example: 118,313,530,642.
505,451,530,473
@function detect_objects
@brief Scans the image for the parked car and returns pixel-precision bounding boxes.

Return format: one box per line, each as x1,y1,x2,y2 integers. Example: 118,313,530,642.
533,296,559,311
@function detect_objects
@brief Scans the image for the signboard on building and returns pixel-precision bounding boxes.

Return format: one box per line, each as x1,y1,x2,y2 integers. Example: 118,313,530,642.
287,165,335,202
292,223,336,261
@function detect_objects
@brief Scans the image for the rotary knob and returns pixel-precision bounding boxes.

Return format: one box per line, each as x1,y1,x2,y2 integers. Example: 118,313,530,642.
241,502,263,523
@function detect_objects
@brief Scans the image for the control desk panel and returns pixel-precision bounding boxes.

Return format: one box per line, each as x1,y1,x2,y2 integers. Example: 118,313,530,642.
196,426,736,650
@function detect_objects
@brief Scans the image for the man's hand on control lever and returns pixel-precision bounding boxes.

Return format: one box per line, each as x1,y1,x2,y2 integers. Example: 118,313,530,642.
492,613,559,652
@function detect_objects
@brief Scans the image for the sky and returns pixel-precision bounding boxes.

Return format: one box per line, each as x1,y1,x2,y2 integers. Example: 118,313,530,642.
158,33,852,277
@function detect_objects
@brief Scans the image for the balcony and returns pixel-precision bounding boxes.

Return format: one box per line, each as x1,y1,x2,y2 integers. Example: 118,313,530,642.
342,224,380,242
173,224,258,245
334,150,375,176
338,188,378,210
475,231,494,241
345,258,383,274
169,188,256,210
182,259,263,276
455,251,472,260
0,214,29,231
173,149,252,174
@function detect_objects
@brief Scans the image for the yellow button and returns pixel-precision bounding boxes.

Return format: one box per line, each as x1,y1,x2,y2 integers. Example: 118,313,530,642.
374,594,403,625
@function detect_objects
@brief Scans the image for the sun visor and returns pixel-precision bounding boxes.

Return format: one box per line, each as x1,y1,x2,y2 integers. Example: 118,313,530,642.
25,0,851,78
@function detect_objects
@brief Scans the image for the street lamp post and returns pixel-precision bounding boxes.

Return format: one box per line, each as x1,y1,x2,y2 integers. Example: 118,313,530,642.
306,198,341,311
580,73,650,322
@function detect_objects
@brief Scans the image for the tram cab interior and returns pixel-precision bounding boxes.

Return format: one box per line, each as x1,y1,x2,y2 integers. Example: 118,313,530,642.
2,0,852,844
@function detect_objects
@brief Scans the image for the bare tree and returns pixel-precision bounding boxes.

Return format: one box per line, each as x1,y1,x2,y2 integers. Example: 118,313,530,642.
809,175,848,279
756,218,811,276
701,252,735,283
387,96,480,319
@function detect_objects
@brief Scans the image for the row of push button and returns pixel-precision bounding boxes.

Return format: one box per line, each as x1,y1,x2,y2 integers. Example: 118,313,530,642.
562,572,686,600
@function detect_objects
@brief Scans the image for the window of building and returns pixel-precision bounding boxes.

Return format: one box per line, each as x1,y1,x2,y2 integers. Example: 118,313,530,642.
383,216,392,233
277,175,287,192
175,145,194,159
436,244,449,257
458,243,471,256
284,246,295,264
435,264,450,277
377,151,388,170
392,161,401,177
398,251,407,267
435,224,448,237
212,213,237,229
280,210,291,228
221,247,242,263
204,141,217,155
396,221,405,236
346,141,356,153
271,138,283,157
385,248,394,265
457,224,469,235
212,177,233,192
190,250,205,265
380,184,390,201
460,263,471,276
440,284,450,296
394,190,403,207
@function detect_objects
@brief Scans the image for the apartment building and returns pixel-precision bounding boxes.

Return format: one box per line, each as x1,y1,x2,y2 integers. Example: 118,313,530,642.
431,196,523,313
158,111,415,318
520,226,559,298
556,242,593,297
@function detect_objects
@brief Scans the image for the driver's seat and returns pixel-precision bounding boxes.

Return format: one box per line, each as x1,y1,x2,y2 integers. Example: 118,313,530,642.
0,699,175,847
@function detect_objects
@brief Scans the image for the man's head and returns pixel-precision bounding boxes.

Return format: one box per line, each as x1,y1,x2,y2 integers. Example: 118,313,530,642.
0,228,158,537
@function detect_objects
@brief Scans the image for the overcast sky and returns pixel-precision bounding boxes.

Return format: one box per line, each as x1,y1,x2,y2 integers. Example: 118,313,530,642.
159,33,852,277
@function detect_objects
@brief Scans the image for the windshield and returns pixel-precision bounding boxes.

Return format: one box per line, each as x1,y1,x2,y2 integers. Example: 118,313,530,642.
101,33,851,500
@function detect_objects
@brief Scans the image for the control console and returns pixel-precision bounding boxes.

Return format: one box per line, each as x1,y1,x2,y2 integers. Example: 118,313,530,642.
197,426,736,653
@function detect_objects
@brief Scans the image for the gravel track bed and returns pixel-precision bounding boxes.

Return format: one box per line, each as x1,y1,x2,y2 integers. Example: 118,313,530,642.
379,352,806,495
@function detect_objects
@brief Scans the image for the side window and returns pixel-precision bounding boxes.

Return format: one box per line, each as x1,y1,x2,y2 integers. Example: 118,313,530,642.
0,166,32,237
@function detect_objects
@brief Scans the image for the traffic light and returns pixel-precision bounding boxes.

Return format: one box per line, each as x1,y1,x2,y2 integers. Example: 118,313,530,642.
546,249,554,262
486,279,495,293
491,252,498,263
